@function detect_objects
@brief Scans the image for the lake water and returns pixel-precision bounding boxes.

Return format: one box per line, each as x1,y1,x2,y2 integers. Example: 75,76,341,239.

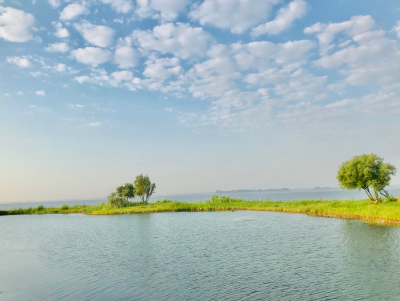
1,187,400,210
1,211,400,300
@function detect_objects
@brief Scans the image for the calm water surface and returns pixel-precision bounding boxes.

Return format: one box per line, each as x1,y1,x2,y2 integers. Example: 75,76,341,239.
1,212,400,300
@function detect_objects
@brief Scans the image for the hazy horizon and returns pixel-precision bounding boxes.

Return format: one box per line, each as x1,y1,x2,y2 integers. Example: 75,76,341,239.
1,0,400,203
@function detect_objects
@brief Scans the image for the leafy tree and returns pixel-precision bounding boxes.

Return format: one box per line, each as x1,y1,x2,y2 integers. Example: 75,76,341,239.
337,153,396,203
134,174,156,203
116,183,135,201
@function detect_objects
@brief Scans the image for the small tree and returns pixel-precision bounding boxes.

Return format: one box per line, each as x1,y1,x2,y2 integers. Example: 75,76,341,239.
116,183,135,202
337,153,396,204
108,183,135,208
134,174,156,203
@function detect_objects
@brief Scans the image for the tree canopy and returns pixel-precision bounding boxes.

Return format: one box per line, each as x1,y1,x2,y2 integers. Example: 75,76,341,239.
337,153,396,203
134,174,156,203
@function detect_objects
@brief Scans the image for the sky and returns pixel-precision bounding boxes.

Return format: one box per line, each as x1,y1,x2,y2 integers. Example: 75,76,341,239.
1,0,400,203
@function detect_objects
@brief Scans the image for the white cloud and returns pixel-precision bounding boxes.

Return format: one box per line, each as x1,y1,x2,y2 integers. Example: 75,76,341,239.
136,0,190,21
36,91,45,96
143,57,183,81
56,63,66,72
251,0,307,36
114,46,139,68
17,91,24,95
101,0,134,13
0,6,35,42
132,23,213,59
52,22,70,38
60,3,88,21
30,71,48,77
189,0,280,34
89,122,101,126
44,42,69,52
71,47,112,66
48,0,60,8
304,15,375,55
74,21,115,48
392,21,400,38
7,56,31,67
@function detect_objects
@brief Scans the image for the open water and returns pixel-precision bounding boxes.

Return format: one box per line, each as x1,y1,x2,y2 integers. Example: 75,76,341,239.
1,211,400,300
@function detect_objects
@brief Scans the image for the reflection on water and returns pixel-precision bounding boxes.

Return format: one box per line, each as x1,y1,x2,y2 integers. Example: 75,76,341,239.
1,212,400,300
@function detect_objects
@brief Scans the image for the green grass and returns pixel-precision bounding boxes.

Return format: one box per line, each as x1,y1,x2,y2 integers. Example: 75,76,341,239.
2,196,400,225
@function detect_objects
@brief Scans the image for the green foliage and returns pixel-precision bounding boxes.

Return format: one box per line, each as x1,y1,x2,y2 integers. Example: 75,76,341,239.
134,174,156,203
107,192,129,208
100,201,106,207
337,153,396,204
116,183,135,201
61,204,69,210
154,199,172,204
37,205,44,210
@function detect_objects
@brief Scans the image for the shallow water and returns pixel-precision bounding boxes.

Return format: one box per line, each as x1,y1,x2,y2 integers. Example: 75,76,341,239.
1,212,400,300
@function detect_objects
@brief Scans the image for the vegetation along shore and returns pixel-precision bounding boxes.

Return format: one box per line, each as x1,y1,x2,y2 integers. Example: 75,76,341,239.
2,196,400,226
1,154,399,225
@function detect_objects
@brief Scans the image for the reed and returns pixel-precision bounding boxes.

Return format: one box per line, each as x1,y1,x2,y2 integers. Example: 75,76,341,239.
2,196,400,225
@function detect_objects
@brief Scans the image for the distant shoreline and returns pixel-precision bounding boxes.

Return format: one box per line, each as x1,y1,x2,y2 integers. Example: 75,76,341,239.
2,197,400,226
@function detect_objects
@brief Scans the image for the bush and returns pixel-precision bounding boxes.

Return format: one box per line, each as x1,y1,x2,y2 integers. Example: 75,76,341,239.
100,201,106,207
37,205,44,210
386,195,397,202
155,199,172,204
61,204,69,210
107,193,129,208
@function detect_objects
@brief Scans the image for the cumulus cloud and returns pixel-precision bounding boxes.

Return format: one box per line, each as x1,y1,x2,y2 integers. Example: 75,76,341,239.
36,91,45,96
74,21,115,48
304,15,375,54
71,47,112,66
136,0,190,21
52,22,69,38
7,56,31,67
48,0,60,8
0,7,35,42
132,23,213,59
251,0,308,36
101,0,134,13
114,46,139,68
392,21,400,38
143,57,183,81
189,0,280,34
60,3,88,21
44,42,69,52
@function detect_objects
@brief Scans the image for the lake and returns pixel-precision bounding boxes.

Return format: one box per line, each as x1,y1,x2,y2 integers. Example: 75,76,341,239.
1,211,400,300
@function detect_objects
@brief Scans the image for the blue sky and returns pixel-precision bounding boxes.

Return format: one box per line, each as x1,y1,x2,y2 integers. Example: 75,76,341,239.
1,0,400,202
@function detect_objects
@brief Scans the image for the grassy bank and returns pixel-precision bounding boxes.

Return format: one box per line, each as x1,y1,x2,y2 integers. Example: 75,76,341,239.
2,196,400,225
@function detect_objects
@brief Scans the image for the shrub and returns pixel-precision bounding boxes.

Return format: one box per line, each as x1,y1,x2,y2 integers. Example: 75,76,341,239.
61,204,69,210
100,201,106,207
107,192,129,208
37,205,44,210
386,195,397,202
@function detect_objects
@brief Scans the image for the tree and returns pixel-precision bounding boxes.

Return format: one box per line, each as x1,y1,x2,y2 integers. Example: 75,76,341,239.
108,183,135,208
116,183,135,201
337,153,396,204
134,174,156,203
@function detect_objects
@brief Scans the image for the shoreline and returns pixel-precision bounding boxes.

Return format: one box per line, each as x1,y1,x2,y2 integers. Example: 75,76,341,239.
2,197,400,226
